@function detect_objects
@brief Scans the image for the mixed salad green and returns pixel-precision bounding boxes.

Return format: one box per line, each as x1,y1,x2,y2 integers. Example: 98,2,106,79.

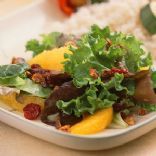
0,63,51,98
57,25,153,116
0,25,156,133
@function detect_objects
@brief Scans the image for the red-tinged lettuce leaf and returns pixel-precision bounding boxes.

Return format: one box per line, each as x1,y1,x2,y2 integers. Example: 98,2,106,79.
134,71,156,104
41,81,84,124
151,70,156,88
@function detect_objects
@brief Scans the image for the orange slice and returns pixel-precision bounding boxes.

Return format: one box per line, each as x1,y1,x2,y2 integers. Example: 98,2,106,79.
0,93,44,112
28,47,71,70
70,107,113,135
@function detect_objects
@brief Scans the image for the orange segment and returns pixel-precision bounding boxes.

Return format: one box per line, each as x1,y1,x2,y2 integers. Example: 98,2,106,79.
0,92,23,111
28,47,71,70
70,107,113,135
0,93,44,112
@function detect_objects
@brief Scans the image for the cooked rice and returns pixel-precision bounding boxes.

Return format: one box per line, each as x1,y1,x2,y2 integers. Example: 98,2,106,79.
49,0,156,58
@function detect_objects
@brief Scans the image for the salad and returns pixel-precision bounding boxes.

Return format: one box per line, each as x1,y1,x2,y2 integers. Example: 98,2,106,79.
0,25,156,135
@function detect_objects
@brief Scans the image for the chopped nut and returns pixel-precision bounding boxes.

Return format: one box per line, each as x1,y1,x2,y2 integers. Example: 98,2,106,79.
124,115,135,126
89,68,99,79
32,73,45,84
26,65,71,88
12,57,26,64
59,125,71,132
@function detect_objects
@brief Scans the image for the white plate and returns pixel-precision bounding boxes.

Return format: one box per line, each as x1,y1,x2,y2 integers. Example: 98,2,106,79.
0,0,156,151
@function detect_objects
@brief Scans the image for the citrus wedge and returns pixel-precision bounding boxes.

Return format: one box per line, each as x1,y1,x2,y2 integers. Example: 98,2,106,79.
28,47,71,70
70,107,113,135
0,93,44,112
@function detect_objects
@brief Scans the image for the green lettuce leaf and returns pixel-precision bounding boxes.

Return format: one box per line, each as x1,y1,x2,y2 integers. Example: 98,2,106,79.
0,63,28,79
64,25,152,88
17,79,51,98
57,73,132,117
0,77,25,87
139,102,156,112
57,85,116,117
26,32,74,57
0,63,29,87
0,63,51,98
109,113,128,129
58,25,149,116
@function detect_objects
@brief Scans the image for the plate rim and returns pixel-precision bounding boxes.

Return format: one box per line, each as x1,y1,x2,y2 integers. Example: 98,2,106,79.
1,105,156,139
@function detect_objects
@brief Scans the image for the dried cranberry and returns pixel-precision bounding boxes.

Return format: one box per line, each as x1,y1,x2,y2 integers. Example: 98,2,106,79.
111,68,128,74
137,108,148,116
23,103,41,120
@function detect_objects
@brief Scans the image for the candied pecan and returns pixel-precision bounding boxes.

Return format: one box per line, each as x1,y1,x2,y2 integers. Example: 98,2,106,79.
27,64,71,87
26,71,32,78
12,57,26,64
59,125,71,132
124,115,135,126
89,68,99,79
32,73,46,84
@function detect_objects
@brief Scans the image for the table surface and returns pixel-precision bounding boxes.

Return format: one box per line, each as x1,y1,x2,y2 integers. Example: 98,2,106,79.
1,1,156,156
1,121,156,156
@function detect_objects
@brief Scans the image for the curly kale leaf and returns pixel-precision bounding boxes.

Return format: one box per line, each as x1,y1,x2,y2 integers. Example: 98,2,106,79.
64,25,152,88
57,74,132,117
58,25,152,116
